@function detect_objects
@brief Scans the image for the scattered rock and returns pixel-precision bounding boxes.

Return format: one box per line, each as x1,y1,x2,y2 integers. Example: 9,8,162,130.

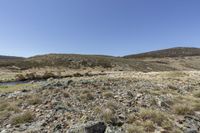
67,121,106,133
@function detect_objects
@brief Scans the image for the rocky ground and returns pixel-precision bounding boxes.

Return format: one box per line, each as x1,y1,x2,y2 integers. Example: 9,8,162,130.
0,70,200,133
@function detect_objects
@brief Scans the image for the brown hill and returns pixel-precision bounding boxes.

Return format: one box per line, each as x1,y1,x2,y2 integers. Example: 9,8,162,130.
0,55,24,60
124,47,200,58
0,47,200,71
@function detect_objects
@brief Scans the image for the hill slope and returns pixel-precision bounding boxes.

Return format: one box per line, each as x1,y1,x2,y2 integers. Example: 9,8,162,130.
124,47,200,58
0,47,200,71
0,55,24,60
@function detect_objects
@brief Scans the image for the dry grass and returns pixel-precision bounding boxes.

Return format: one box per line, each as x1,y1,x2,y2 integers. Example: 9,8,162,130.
27,95,42,105
0,102,20,112
0,111,10,122
62,91,70,98
102,108,113,123
173,104,193,115
103,91,113,98
142,120,155,132
192,102,200,111
11,111,34,125
127,113,137,123
126,124,145,133
80,92,94,101
161,119,173,130
105,101,118,112
165,71,188,78
0,83,36,93
139,108,168,126
193,90,200,98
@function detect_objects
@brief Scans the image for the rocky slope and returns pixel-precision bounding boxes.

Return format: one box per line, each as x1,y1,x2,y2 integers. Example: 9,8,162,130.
0,71,200,133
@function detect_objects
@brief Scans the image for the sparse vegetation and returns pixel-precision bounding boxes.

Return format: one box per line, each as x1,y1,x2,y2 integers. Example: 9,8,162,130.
43,71,56,79
62,91,70,98
173,104,193,115
103,91,113,98
27,96,42,105
127,113,137,124
126,124,145,133
80,92,94,101
193,90,200,98
142,120,155,132
11,111,34,125
139,108,168,126
0,102,20,113
102,108,113,123
15,74,26,81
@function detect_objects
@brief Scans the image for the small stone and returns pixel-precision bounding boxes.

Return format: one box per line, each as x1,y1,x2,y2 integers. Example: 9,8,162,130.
118,114,125,120
184,128,198,133
0,129,8,133
6,124,11,128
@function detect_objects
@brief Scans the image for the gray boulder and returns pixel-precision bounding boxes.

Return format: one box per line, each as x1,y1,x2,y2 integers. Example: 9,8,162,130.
67,121,106,133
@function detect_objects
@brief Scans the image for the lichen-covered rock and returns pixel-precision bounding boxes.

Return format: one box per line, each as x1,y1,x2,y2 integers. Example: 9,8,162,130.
67,121,106,133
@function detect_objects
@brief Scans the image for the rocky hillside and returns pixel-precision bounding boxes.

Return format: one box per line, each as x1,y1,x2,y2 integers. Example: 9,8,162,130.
0,71,200,132
0,54,176,72
0,47,200,72
124,47,200,58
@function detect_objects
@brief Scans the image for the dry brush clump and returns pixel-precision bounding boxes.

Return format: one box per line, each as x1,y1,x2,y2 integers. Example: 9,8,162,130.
102,108,113,123
173,104,194,115
102,91,114,98
127,113,137,124
138,108,171,127
126,124,145,133
62,91,70,98
15,74,26,81
27,95,42,105
0,101,21,123
126,108,174,132
0,101,20,113
15,71,57,81
142,120,155,132
193,90,200,98
80,89,95,101
192,102,200,111
11,111,34,125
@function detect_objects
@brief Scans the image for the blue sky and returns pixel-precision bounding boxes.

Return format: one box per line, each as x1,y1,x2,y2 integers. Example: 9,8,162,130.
0,0,200,57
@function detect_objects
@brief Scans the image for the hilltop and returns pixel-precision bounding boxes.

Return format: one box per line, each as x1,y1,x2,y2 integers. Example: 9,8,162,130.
124,47,200,58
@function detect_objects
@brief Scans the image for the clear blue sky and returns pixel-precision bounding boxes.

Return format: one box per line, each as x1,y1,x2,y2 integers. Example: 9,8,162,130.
0,0,200,57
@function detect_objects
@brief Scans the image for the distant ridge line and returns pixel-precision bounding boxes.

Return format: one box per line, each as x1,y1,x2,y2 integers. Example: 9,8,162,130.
124,47,200,58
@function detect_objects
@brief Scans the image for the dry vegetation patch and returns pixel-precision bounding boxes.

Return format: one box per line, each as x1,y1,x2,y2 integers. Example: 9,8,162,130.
11,111,34,125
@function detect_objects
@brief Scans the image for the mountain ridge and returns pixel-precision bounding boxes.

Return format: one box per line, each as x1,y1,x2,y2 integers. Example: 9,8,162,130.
124,47,200,58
